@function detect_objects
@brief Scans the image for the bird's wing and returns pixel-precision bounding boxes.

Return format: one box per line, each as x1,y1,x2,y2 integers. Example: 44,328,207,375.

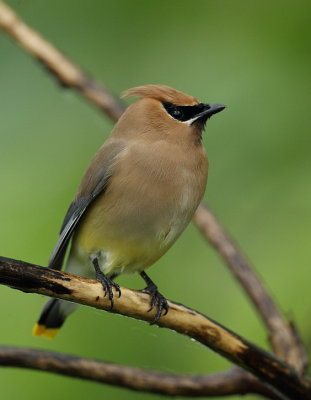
48,139,127,270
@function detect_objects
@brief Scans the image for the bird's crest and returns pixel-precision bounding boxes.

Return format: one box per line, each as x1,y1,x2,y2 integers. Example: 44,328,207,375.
122,84,199,106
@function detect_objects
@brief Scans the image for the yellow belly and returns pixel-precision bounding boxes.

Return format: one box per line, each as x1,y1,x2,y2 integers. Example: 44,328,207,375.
72,201,170,275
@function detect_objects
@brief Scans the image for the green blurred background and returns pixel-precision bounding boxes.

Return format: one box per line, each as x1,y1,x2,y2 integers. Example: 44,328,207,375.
1,1,310,399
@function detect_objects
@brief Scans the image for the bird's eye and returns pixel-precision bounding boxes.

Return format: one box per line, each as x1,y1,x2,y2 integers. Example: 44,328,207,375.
173,109,182,118
162,102,186,121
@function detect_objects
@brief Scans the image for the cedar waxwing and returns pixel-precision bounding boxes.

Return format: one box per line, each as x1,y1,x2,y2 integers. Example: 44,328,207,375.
33,84,225,338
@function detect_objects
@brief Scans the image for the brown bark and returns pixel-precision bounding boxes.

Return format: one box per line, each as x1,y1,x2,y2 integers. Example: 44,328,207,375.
1,256,310,399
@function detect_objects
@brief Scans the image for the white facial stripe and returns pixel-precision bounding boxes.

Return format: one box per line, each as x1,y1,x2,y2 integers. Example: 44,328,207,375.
186,115,202,126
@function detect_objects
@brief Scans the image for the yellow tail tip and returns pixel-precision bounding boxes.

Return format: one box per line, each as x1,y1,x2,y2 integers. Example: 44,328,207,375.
32,323,59,339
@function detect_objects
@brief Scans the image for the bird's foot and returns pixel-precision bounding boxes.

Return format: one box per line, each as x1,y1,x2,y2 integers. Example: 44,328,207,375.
96,270,121,309
92,257,121,309
140,272,169,324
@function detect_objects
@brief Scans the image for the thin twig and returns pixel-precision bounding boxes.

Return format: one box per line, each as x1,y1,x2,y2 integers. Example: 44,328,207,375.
0,347,280,399
0,256,310,399
0,1,125,121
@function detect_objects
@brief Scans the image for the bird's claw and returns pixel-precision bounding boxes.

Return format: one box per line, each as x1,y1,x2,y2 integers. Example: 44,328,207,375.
142,285,169,324
96,271,121,310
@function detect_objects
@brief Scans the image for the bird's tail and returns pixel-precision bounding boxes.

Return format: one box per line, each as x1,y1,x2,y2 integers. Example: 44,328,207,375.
32,298,78,339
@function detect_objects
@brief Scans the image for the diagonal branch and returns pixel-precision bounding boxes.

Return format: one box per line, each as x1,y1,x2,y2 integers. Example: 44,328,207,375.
193,204,308,373
0,347,280,399
0,256,310,399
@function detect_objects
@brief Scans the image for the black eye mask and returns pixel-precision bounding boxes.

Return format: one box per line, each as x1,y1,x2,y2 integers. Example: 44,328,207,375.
162,102,207,122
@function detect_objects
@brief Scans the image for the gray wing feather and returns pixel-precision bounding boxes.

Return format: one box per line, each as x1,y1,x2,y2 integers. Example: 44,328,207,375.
48,140,126,270
48,181,109,270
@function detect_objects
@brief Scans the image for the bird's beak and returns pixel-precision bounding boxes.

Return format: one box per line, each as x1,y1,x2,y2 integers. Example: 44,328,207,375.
200,104,226,119
191,104,226,125
205,104,226,117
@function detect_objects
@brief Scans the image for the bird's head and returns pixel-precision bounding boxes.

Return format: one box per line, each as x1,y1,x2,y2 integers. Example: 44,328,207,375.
113,84,225,145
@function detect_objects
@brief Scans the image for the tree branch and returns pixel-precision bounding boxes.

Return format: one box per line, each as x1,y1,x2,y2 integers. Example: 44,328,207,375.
0,347,280,398
0,256,310,399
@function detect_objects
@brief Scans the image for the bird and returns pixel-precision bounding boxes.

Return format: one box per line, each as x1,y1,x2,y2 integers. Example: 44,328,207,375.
33,84,225,338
